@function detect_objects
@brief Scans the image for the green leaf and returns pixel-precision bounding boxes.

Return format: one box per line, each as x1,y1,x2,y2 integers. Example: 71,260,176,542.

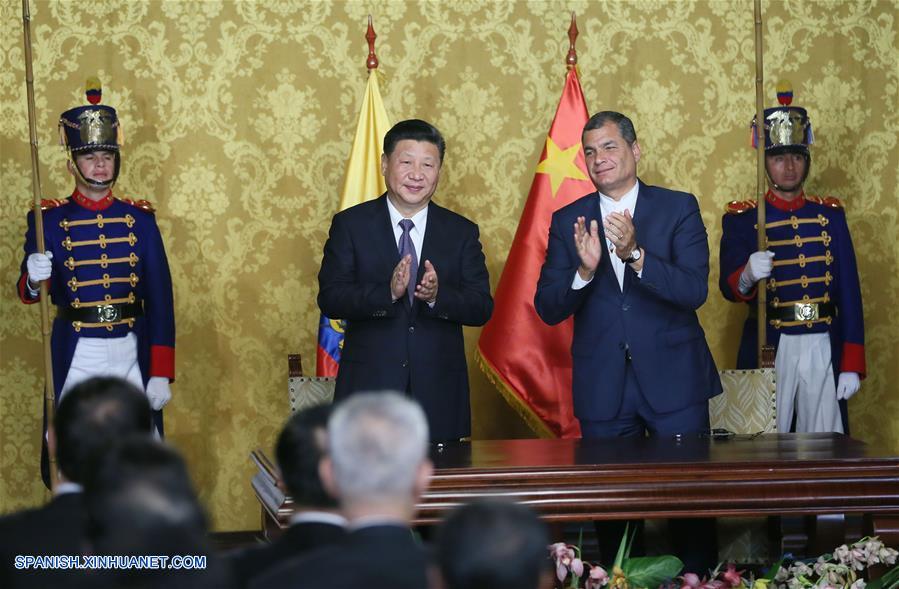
762,557,785,582
622,555,684,588
613,523,632,569
866,565,899,589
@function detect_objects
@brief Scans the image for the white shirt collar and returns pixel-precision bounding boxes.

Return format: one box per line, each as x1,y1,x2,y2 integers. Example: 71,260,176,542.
54,481,83,496
386,197,428,234
598,180,639,213
289,510,348,528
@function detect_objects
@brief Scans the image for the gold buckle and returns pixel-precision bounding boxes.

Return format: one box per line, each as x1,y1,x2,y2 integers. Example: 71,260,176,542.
794,302,819,322
97,304,121,323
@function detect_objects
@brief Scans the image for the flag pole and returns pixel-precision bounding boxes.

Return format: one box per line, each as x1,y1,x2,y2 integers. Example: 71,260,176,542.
753,0,774,368
566,11,578,70
22,0,57,490
366,14,379,71
476,12,592,438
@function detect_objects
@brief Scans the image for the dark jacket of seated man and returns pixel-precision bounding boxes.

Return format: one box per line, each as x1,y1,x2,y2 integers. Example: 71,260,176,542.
229,404,348,588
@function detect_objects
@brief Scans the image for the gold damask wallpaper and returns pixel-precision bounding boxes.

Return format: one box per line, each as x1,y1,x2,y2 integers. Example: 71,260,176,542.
1,0,896,532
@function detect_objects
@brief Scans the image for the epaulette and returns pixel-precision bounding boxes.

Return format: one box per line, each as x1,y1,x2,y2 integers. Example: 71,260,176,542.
805,194,843,209
725,199,757,214
34,197,69,211
119,197,156,214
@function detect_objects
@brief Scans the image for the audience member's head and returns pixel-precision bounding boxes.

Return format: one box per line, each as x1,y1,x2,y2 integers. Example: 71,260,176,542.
437,499,550,589
84,436,207,554
83,437,222,588
53,376,152,484
275,403,337,510
324,392,432,518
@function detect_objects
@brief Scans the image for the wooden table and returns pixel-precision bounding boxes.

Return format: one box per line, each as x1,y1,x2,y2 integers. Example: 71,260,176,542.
251,433,899,549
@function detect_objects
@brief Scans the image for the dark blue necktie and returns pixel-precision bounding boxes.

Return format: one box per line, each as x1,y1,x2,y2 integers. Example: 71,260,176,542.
398,219,418,304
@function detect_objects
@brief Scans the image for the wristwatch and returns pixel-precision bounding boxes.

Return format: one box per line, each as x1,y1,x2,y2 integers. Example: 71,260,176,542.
624,247,642,264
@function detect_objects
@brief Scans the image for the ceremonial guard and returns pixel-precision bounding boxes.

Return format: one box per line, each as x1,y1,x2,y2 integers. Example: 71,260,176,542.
719,84,865,433
17,79,175,436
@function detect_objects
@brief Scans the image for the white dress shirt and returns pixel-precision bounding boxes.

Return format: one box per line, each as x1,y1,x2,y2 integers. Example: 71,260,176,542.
386,199,434,306
573,181,640,291
386,199,428,261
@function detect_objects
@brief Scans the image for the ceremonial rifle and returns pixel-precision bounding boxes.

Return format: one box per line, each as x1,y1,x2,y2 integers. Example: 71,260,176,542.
753,0,775,368
22,0,57,490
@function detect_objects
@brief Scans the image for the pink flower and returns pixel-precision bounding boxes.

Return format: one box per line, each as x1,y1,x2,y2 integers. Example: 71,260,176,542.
721,563,744,587
556,561,569,583
681,572,702,589
571,558,585,578
549,542,568,561
586,565,609,589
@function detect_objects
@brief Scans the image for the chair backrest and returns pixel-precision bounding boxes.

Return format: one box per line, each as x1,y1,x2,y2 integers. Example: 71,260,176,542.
287,354,336,413
710,368,776,434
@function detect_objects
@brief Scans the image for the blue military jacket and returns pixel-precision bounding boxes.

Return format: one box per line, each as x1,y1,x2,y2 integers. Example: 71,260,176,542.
18,190,175,404
719,190,865,377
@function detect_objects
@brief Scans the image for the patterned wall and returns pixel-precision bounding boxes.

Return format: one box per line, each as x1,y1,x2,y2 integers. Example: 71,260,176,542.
1,0,896,532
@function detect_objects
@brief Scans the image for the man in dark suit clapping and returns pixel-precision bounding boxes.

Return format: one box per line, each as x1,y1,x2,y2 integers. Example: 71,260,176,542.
535,111,722,572
318,119,493,442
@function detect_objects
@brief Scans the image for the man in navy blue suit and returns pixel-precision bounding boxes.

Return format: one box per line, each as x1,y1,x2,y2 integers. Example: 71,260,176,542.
318,119,493,442
535,111,722,571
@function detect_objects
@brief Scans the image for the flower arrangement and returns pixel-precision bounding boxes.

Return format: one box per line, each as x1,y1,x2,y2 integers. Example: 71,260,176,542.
550,532,899,589
551,526,683,589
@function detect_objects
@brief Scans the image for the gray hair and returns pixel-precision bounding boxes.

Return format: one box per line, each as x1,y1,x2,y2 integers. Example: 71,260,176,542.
582,111,638,145
328,392,430,504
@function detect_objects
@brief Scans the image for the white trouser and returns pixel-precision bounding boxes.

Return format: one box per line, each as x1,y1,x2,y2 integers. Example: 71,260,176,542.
59,332,143,401
775,333,843,433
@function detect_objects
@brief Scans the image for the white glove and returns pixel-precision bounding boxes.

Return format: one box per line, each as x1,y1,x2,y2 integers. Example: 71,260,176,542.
146,376,172,411
738,250,775,294
27,251,53,284
836,372,860,401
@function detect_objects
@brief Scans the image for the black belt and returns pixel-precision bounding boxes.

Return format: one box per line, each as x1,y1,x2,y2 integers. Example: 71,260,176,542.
750,301,835,322
58,301,143,324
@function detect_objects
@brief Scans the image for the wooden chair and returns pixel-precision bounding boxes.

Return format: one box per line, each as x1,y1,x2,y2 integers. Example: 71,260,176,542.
287,354,336,413
710,367,777,563
710,368,777,435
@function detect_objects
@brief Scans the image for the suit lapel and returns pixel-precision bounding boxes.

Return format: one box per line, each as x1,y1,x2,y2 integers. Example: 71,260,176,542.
372,193,401,265
418,202,440,284
623,180,651,297
412,202,445,316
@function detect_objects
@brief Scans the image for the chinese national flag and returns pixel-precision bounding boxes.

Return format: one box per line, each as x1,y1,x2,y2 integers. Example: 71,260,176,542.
316,71,391,376
477,68,593,438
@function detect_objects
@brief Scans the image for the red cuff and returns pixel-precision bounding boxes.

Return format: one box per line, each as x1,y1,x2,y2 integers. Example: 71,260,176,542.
727,265,756,301
17,273,43,304
150,345,175,381
840,342,866,379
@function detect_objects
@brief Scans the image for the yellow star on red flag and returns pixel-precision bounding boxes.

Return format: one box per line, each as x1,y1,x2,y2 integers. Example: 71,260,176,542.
535,136,588,197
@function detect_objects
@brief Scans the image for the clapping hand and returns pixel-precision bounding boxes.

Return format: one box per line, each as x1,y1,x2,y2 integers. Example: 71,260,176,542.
391,255,412,301
415,260,438,303
604,210,637,262
574,216,601,280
